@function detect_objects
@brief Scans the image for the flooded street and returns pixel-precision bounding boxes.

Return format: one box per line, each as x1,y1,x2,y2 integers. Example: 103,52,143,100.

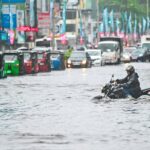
0,63,150,150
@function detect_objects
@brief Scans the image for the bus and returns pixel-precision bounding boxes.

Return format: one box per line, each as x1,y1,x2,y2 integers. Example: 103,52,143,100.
35,36,68,51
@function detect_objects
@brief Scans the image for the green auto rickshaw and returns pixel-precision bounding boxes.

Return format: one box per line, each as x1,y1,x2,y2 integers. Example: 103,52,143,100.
3,51,25,76
0,52,7,79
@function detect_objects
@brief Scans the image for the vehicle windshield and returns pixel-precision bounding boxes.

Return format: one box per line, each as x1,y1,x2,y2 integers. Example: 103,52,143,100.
87,51,101,56
24,53,31,61
36,41,51,47
51,54,60,59
37,54,44,59
70,52,86,58
124,48,136,53
4,55,18,61
98,43,117,52
132,49,145,55
142,43,150,49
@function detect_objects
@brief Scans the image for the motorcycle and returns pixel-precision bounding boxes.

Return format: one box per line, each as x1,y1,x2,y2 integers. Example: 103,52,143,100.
94,75,150,100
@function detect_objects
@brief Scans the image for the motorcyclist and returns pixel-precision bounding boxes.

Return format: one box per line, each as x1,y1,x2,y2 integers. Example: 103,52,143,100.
115,65,142,98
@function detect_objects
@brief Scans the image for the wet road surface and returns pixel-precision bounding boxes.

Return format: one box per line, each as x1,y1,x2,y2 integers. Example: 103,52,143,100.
0,62,150,150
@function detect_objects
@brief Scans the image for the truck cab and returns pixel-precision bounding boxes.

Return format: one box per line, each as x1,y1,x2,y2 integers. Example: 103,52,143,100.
98,37,123,64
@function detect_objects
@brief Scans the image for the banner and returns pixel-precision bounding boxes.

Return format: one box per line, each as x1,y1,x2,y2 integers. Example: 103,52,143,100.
109,10,114,34
29,0,35,27
17,10,25,43
99,22,104,37
60,0,67,34
147,17,150,31
60,0,67,44
2,5,16,29
50,0,54,31
142,17,146,34
116,18,120,36
103,8,109,36
128,12,132,34
133,14,137,40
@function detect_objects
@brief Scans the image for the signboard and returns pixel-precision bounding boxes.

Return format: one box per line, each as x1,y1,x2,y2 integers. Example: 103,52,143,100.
2,0,25,3
38,13,50,28
0,30,8,40
67,0,78,6
17,26,38,32
17,10,25,43
2,5,17,29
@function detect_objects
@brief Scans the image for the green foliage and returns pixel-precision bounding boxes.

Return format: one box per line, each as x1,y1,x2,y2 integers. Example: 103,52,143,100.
97,0,149,17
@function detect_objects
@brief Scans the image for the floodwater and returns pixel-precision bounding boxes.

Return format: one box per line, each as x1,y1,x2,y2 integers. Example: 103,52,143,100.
0,62,150,150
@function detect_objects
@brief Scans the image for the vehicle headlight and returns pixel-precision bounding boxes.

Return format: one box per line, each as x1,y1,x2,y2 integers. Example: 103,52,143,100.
124,55,129,59
15,64,19,67
139,54,143,57
67,60,71,64
81,60,86,64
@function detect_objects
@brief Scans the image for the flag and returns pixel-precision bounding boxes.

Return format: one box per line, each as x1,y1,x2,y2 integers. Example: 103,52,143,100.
99,22,104,37
133,14,137,40
50,0,54,31
103,8,109,36
109,10,114,35
9,6,13,30
116,18,120,36
147,16,150,31
120,12,125,38
60,0,67,34
30,0,35,27
128,12,132,34
60,0,67,44
142,17,146,34
124,11,128,36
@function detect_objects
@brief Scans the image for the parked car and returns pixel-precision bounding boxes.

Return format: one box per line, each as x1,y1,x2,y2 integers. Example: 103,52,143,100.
3,51,24,76
32,47,51,72
50,51,65,70
0,52,7,79
67,51,92,68
86,49,103,66
131,47,149,62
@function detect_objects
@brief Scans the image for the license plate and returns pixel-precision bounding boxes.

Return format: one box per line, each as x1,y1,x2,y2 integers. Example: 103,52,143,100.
73,62,80,65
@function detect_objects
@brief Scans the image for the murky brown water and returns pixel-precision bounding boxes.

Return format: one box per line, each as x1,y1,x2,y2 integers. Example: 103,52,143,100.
0,62,150,150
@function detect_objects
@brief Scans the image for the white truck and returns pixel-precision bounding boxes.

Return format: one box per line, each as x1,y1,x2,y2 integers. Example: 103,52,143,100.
141,35,150,49
141,35,150,61
98,37,123,64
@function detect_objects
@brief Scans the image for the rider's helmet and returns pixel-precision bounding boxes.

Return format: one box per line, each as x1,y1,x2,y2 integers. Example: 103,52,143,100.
125,65,135,74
